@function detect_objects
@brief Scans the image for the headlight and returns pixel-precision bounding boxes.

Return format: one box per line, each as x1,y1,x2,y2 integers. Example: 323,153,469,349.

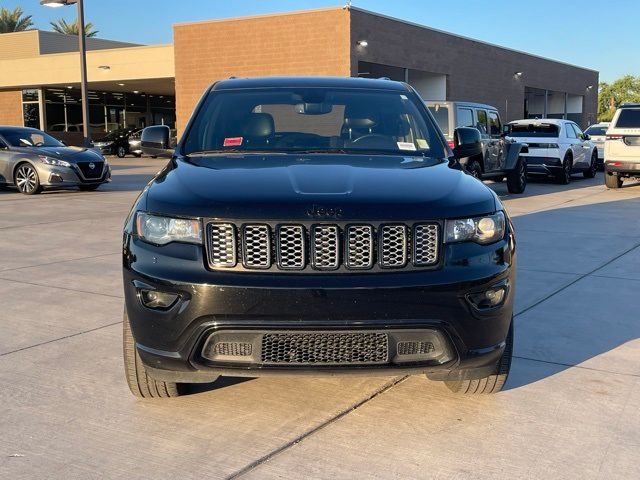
445,211,506,245
135,212,202,245
38,156,71,168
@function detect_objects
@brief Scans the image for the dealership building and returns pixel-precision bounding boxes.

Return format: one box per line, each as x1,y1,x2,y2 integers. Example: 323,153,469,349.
0,7,598,145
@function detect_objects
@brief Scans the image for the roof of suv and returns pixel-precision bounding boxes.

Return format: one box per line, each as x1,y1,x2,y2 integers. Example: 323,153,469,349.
425,100,498,111
211,76,412,92
508,119,573,126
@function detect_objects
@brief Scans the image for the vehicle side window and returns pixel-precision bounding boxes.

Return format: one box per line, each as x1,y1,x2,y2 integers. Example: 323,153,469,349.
456,108,474,128
488,111,501,137
565,124,577,139
0,138,6,149
571,124,584,139
475,109,488,136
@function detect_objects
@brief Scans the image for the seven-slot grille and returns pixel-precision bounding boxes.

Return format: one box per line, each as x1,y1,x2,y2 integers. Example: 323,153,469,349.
205,222,440,271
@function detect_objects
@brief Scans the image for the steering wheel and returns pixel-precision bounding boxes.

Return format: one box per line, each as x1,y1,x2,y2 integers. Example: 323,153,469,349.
350,134,396,149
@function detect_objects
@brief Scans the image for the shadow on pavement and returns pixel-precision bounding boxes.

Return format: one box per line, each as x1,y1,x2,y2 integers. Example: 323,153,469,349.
503,196,640,390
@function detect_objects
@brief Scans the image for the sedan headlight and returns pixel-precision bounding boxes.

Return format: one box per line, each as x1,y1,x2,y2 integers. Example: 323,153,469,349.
135,212,202,245
445,211,506,245
38,156,71,168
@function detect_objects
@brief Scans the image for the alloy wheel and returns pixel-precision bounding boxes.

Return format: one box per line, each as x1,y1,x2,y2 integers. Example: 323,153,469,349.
15,165,38,194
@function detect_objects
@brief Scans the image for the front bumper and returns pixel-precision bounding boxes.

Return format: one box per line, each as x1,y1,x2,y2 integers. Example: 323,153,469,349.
123,226,516,383
36,162,111,187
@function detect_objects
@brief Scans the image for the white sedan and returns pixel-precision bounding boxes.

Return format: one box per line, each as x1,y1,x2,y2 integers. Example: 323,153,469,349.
507,119,598,184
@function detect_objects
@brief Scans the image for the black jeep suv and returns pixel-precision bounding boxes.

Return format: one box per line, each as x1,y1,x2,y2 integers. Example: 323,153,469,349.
123,77,516,398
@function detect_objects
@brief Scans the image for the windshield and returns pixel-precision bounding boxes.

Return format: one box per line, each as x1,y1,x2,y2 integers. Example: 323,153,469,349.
182,87,445,158
508,123,559,138
584,126,607,136
0,128,64,148
427,105,449,136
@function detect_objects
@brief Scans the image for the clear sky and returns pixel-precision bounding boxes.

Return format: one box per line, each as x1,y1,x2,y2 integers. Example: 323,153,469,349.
7,0,636,83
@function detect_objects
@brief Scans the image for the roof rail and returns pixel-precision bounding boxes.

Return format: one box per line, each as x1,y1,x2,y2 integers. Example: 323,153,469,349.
620,102,640,107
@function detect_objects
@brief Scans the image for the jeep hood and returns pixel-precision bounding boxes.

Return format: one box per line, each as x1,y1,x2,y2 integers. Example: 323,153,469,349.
144,154,498,220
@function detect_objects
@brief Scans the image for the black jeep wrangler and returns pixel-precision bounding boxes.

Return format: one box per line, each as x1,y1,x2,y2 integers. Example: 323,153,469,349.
123,77,516,398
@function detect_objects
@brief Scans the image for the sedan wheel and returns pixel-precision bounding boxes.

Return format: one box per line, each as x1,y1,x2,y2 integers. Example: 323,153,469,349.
116,146,127,158
15,164,41,195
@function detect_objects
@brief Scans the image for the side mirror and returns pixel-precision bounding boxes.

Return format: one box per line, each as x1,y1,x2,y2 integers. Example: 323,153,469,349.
141,125,174,158
452,127,482,159
583,133,591,141
502,125,511,135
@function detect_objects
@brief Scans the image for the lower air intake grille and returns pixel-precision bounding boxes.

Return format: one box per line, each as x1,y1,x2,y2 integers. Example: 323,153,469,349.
261,332,388,365
212,342,253,357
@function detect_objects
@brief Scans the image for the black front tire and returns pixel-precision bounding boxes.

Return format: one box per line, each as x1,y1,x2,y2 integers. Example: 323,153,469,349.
466,158,483,179
116,146,127,158
605,172,623,189
556,153,572,184
506,157,527,194
123,310,182,398
14,163,42,195
583,150,597,179
443,319,513,395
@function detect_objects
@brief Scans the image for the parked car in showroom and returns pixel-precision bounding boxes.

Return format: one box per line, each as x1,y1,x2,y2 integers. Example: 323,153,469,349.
604,104,640,189
426,101,528,193
506,119,598,184
0,126,110,194
123,77,516,399
127,129,143,157
93,128,137,158
584,122,609,169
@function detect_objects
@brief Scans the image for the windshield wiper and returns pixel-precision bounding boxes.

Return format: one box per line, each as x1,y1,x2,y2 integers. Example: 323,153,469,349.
186,149,288,156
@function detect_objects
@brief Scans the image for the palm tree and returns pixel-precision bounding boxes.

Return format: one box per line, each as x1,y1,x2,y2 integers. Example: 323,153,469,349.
0,7,34,33
50,18,98,37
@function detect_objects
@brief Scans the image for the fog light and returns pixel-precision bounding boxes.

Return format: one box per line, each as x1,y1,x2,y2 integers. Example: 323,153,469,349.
139,289,179,310
467,286,507,310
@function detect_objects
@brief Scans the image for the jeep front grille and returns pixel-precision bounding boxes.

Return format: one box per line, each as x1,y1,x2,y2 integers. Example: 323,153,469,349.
205,222,440,272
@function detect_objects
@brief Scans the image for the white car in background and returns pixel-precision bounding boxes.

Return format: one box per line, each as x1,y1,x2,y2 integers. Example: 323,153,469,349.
507,119,598,184
604,103,640,189
584,122,609,169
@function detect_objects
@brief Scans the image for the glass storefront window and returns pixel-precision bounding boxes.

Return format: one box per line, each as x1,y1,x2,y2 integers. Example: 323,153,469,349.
42,87,176,134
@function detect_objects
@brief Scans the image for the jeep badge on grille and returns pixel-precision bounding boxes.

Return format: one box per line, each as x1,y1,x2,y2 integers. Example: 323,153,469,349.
307,205,343,218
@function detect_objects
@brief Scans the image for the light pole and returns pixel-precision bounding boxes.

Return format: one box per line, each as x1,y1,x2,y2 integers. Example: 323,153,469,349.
41,0,92,148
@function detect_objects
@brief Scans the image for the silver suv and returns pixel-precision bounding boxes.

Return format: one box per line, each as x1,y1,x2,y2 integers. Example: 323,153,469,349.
604,104,640,189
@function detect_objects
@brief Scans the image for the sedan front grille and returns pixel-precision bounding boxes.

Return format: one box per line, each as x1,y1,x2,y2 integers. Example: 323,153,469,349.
76,161,103,179
206,222,440,272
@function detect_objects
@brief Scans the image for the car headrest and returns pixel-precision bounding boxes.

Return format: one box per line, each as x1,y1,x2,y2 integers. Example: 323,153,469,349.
243,113,275,138
343,117,377,129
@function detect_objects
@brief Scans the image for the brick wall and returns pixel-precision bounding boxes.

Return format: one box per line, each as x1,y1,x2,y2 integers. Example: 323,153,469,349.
350,9,599,126
173,8,351,136
0,90,23,127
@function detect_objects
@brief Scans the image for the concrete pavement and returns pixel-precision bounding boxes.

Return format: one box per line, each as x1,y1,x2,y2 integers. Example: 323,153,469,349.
1,158,639,479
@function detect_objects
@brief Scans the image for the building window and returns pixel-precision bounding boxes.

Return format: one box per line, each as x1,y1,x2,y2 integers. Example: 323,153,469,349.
22,89,41,129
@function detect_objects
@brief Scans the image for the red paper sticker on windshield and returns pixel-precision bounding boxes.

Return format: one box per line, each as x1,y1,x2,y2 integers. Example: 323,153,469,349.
223,137,243,147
